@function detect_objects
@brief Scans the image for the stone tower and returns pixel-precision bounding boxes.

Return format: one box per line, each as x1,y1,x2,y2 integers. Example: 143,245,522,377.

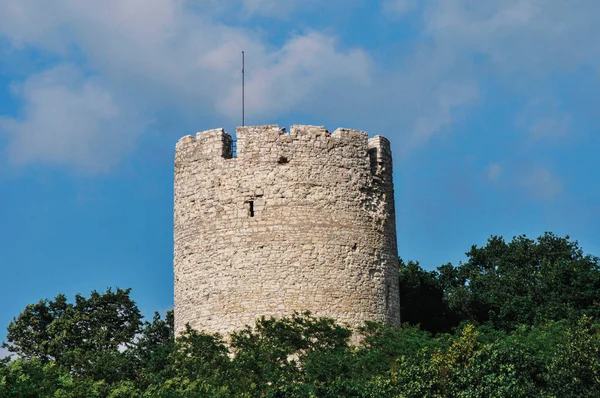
174,125,399,336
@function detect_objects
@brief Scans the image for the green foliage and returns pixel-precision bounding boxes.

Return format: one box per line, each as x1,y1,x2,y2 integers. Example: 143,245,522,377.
447,232,600,330
0,358,107,398
398,259,459,333
132,310,175,387
3,231,600,396
3,287,142,383
229,311,352,395
161,325,231,392
400,232,600,333
357,321,436,376
546,315,600,397
437,324,543,397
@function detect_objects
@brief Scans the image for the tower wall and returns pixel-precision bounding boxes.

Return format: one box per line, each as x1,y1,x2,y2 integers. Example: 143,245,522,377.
174,124,399,336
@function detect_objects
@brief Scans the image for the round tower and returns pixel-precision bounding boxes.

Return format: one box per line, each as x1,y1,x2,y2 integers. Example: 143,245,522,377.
173,125,399,336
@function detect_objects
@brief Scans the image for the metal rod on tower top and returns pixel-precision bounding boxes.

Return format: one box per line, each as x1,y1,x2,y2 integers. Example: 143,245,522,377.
242,51,245,126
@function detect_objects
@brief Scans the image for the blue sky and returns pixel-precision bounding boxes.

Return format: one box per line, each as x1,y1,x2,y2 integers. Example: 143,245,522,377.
1,0,599,352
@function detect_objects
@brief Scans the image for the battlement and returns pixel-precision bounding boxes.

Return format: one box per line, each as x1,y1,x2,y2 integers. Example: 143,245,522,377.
175,128,234,161
175,125,392,178
368,136,393,182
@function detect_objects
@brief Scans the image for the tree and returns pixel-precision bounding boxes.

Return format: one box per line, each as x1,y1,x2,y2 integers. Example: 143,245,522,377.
398,259,459,333
357,321,436,375
3,287,142,381
131,310,175,388
1,231,599,395
146,324,233,397
546,316,600,397
229,311,352,395
443,233,600,330
0,358,108,398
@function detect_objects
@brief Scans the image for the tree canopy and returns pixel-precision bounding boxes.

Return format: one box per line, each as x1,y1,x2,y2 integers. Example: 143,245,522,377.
400,232,600,334
2,231,600,397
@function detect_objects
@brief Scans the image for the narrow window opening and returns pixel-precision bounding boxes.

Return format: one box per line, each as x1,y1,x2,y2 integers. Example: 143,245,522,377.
278,156,289,164
248,200,254,217
231,140,238,159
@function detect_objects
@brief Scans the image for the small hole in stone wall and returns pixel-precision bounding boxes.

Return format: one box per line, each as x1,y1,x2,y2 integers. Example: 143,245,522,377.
278,156,289,164
351,243,358,251
248,200,255,217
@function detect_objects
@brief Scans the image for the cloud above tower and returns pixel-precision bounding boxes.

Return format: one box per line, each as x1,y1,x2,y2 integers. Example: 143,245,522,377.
0,0,598,173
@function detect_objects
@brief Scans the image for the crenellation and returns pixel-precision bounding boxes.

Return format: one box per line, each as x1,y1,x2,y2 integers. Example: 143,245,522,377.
368,136,393,180
176,134,195,148
290,124,327,139
175,128,234,169
236,125,279,161
174,124,400,338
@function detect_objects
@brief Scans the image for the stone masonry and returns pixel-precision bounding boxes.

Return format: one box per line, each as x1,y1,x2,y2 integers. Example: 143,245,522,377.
174,124,400,337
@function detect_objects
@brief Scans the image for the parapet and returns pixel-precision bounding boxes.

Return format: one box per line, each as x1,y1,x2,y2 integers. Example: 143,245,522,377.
175,128,233,165
175,125,392,176
368,136,393,182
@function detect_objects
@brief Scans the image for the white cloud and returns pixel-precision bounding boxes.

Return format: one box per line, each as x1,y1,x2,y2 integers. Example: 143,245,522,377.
519,166,563,200
0,0,369,172
0,0,599,172
527,116,571,142
411,82,478,145
403,0,600,147
517,98,571,143
487,163,502,181
383,0,418,16
486,162,562,200
370,1,598,152
0,65,142,174
423,0,600,75
237,0,307,17
217,32,371,119
195,0,327,19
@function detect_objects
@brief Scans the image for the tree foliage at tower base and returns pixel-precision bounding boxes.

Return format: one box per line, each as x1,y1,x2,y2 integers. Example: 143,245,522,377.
2,232,600,397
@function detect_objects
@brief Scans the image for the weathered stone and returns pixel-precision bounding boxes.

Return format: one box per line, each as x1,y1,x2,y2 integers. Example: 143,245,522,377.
174,124,400,336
